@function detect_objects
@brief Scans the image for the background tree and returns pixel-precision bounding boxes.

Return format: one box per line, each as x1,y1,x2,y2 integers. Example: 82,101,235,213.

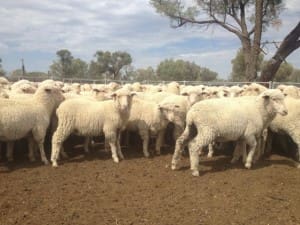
9,69,23,78
272,62,293,82
93,51,132,80
289,68,300,82
156,58,218,81
49,50,88,78
56,49,73,77
157,59,201,81
260,22,300,81
127,67,157,82
151,0,284,81
199,67,218,81
0,58,5,76
70,58,88,78
230,48,264,81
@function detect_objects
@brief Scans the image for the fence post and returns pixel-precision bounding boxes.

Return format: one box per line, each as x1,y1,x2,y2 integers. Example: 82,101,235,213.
269,81,273,89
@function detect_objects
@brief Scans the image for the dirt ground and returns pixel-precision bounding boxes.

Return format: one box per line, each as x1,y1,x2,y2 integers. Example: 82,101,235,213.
0,137,299,225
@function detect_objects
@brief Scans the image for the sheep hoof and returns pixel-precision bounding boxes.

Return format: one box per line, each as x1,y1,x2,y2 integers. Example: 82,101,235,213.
192,170,199,177
245,162,252,169
144,152,150,158
207,153,213,158
43,160,49,165
113,158,119,163
52,162,58,167
171,163,177,170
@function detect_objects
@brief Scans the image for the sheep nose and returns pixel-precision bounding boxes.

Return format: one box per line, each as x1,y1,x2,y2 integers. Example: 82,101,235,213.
282,110,288,116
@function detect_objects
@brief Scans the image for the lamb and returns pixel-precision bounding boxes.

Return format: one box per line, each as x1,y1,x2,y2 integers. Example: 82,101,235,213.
51,88,135,167
126,97,183,157
171,89,287,176
240,83,267,96
164,81,180,95
278,85,300,99
0,85,65,164
266,97,300,167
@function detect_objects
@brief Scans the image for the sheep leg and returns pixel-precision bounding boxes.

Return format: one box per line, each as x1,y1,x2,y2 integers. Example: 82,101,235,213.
116,130,124,160
105,132,119,163
139,130,150,158
37,142,49,165
207,143,214,158
244,136,257,169
231,140,246,164
27,136,36,162
51,126,71,167
288,132,300,168
6,141,14,162
84,137,90,153
155,130,165,155
171,125,192,170
189,138,202,176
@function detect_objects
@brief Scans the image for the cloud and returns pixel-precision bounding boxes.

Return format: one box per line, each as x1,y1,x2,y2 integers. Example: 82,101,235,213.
0,0,299,79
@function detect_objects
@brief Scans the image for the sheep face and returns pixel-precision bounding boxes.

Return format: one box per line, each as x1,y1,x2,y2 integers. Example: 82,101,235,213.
261,90,288,116
111,90,135,112
158,104,185,128
183,91,208,106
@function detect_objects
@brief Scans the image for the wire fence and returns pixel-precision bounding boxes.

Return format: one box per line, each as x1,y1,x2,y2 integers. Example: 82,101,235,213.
7,76,300,89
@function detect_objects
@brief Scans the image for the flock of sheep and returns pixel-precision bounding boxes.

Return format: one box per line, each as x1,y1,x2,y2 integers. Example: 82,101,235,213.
0,76,299,176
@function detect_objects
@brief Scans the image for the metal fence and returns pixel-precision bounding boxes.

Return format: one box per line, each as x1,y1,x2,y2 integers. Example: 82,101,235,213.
7,76,300,89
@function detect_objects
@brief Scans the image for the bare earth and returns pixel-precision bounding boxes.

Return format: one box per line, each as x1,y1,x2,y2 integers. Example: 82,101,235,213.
0,138,299,225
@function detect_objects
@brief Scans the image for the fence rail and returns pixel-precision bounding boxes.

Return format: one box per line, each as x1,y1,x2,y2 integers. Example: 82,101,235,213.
6,76,300,89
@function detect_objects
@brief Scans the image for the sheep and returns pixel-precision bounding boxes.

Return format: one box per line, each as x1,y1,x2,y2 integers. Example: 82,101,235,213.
240,83,267,96
125,97,184,157
164,81,180,95
277,85,300,99
136,91,174,104
0,85,64,164
266,97,300,167
171,89,288,176
51,88,135,167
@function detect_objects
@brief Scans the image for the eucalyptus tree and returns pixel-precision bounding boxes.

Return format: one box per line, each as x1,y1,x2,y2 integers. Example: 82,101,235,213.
151,0,284,81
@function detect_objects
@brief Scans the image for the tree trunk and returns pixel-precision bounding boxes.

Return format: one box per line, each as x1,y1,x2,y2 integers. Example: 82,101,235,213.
247,0,263,81
260,22,300,82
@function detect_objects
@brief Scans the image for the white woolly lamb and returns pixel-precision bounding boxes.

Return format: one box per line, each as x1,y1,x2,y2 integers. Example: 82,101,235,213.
0,85,64,164
51,88,135,167
171,89,287,176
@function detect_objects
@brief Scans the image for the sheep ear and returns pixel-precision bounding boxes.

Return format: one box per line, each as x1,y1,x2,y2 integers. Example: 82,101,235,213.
261,92,270,100
131,92,137,97
181,92,188,96
45,88,52,93
110,93,117,99
93,88,100,93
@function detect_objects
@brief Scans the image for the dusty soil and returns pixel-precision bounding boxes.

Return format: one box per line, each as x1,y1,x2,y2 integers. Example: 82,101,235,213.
0,137,299,225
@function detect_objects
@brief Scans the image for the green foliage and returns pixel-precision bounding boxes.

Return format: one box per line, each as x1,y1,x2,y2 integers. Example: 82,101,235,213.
273,62,293,81
125,66,157,81
49,49,88,78
151,0,283,29
199,67,218,81
9,69,23,78
26,71,49,78
71,58,88,78
92,51,132,79
156,59,217,81
55,49,74,77
230,49,264,81
289,68,300,82
0,58,5,76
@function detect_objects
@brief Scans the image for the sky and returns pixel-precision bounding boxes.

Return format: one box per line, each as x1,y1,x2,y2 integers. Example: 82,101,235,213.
0,0,299,79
